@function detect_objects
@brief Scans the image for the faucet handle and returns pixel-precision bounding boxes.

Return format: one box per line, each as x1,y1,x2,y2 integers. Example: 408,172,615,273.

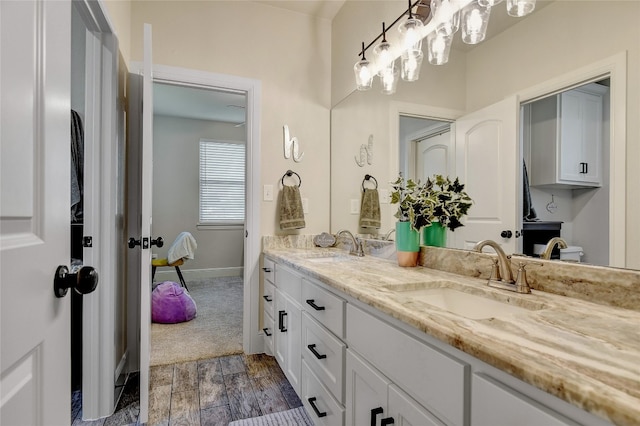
489,258,502,282
514,261,543,294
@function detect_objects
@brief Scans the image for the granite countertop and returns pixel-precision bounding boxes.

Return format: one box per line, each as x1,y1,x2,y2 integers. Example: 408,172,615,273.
263,247,640,426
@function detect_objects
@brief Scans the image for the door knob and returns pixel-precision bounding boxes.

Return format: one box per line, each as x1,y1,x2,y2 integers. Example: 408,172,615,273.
54,265,99,298
151,237,164,247
128,237,141,249
501,230,513,239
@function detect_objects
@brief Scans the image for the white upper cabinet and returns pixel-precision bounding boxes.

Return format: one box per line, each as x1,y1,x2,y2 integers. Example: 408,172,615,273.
529,83,609,188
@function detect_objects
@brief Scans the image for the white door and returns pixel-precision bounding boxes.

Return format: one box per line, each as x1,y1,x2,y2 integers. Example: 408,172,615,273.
415,131,453,183
453,97,520,253
1,1,72,424
139,23,155,425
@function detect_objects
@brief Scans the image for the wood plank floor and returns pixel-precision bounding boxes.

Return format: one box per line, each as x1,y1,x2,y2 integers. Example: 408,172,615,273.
71,354,302,426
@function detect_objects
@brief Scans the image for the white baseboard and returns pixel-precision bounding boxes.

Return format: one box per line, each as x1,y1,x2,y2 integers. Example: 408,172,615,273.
154,267,243,282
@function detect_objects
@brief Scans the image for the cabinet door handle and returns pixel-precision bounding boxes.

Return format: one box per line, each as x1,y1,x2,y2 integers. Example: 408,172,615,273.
371,407,383,426
307,344,327,360
381,417,395,426
263,295,272,302
262,267,272,272
306,299,325,311
278,310,287,332
262,327,272,336
307,397,327,418
579,162,589,174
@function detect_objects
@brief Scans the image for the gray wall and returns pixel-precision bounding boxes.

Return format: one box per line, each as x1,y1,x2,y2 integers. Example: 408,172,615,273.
152,114,245,275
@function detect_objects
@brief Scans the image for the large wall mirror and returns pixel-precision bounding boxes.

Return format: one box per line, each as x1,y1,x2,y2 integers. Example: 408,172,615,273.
330,1,635,270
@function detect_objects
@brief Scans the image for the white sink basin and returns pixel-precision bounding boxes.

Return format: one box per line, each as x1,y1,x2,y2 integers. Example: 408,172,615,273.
386,281,546,320
307,255,350,263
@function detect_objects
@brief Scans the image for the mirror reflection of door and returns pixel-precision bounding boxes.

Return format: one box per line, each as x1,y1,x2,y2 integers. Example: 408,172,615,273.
521,78,611,266
399,116,452,183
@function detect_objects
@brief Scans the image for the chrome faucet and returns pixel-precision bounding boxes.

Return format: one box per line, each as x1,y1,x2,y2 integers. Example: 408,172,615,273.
382,228,396,241
336,230,365,257
540,237,568,259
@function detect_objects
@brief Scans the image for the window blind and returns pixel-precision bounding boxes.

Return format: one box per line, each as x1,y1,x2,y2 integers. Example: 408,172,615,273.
199,139,245,224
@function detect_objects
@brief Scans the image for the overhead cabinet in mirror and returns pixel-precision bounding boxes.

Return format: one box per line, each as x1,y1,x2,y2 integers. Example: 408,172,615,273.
529,83,609,188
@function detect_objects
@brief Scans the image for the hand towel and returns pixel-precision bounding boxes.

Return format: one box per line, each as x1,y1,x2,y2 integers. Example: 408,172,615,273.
279,185,306,230
359,188,381,229
168,231,198,264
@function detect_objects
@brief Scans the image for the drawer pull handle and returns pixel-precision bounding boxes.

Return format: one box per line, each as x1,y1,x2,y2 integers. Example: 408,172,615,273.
263,295,272,302
308,397,327,418
262,328,272,336
371,407,383,426
306,299,325,311
278,310,287,332
381,417,395,426
262,267,272,272
307,344,327,360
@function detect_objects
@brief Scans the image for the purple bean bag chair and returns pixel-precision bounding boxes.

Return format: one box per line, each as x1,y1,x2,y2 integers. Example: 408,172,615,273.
152,281,197,324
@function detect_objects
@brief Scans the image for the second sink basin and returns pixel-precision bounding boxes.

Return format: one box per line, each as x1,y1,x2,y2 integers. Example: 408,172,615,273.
385,281,547,320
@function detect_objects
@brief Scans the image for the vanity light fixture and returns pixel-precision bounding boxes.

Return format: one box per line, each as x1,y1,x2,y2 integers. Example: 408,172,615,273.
352,0,537,93
354,42,374,91
461,1,491,44
507,0,536,17
373,22,395,77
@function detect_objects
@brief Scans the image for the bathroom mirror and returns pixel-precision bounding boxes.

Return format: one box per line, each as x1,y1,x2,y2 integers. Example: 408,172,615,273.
330,1,635,269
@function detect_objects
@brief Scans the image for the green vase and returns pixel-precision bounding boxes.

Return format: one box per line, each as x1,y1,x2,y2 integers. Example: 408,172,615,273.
395,221,420,252
422,222,447,247
395,221,420,267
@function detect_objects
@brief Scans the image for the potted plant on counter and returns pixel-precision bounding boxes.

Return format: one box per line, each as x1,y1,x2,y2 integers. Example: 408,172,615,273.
420,175,473,247
390,176,423,266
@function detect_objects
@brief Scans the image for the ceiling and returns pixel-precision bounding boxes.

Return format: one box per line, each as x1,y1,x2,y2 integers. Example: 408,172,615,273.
153,1,552,123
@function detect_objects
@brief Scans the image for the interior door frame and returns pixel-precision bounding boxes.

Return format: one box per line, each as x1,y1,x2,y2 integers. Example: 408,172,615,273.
516,52,627,267
128,62,263,354
72,0,121,420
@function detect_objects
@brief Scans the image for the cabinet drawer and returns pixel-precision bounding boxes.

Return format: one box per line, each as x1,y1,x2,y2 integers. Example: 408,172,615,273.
301,360,345,426
302,312,346,403
347,304,469,426
471,373,578,426
262,310,274,356
263,257,275,284
302,278,346,339
275,265,301,304
263,280,276,319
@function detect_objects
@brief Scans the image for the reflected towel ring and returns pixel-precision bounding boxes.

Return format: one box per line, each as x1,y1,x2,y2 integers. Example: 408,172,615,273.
362,174,378,191
281,170,302,187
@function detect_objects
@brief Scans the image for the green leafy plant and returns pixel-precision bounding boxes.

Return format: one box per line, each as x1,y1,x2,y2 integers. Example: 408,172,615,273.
390,174,473,232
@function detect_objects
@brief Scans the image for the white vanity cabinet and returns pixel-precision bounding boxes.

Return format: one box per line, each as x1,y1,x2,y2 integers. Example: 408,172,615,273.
261,258,276,355
346,349,444,426
273,264,303,394
262,256,612,426
347,304,467,426
530,82,609,188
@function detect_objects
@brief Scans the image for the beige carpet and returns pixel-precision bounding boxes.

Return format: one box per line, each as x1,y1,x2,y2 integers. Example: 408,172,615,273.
150,276,243,366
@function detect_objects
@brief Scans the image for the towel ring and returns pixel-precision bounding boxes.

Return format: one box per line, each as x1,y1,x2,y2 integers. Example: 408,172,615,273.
281,170,302,187
362,174,378,191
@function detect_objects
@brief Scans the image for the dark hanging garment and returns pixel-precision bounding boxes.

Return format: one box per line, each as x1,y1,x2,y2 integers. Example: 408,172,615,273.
71,110,84,223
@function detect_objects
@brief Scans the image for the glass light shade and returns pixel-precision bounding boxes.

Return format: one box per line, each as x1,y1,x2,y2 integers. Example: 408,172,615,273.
373,41,395,77
431,0,460,37
426,31,452,65
478,0,503,6
399,17,425,51
461,2,490,45
354,59,373,91
507,0,536,17
400,49,424,82
380,66,399,95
